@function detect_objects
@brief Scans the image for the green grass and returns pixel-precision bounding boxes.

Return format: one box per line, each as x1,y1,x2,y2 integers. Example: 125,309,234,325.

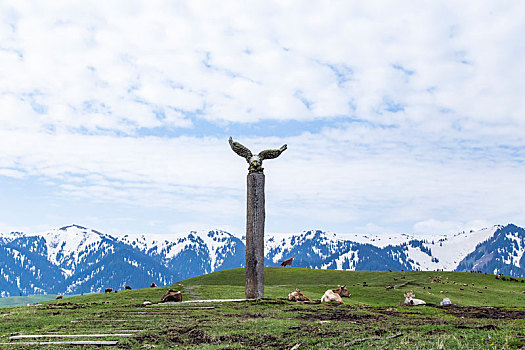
0,268,524,349
183,267,525,307
0,294,60,308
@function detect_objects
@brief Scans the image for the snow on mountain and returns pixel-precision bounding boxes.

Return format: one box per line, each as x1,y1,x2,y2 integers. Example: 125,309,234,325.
0,231,26,244
412,226,500,270
119,231,189,258
1,223,524,297
265,226,500,271
501,228,525,267
24,225,111,277
328,232,415,248
456,224,525,276
119,229,242,272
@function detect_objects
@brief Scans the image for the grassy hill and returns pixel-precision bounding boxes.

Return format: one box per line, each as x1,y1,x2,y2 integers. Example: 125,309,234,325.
0,294,59,308
0,268,524,349
181,267,525,307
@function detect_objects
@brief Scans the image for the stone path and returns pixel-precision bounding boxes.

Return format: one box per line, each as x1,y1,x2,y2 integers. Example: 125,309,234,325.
0,341,119,346
10,334,132,339
2,333,133,347
151,298,251,306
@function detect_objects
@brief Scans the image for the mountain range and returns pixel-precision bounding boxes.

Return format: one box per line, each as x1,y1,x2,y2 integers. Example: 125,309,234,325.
1,223,524,297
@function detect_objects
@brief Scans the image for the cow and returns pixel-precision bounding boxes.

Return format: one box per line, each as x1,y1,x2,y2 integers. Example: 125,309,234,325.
150,282,157,288
404,292,426,306
279,257,294,267
288,289,311,302
161,289,182,302
104,288,113,293
125,286,132,290
321,285,350,304
56,295,63,300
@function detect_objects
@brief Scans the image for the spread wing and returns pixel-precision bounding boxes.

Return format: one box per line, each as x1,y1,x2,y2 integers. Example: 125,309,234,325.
229,137,252,161
258,144,287,161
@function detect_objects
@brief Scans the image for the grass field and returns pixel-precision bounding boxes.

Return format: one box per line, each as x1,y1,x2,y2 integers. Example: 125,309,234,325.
0,268,524,349
183,267,525,307
0,294,59,309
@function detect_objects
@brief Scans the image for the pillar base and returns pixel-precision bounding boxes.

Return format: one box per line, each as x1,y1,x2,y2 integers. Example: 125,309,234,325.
245,173,265,299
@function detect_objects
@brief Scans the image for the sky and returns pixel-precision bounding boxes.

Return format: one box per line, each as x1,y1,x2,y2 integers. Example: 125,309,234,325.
0,1,524,237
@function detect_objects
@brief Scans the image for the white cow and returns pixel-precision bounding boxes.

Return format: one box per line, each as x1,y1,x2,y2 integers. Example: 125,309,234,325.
404,292,426,305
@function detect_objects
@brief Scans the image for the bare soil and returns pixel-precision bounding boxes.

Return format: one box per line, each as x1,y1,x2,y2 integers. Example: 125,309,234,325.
440,305,525,319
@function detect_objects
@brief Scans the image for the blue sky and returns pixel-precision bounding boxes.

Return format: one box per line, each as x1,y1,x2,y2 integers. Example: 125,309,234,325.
0,1,524,236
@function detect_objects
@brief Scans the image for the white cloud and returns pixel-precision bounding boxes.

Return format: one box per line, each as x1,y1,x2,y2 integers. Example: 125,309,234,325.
1,1,522,131
413,219,492,236
0,1,523,234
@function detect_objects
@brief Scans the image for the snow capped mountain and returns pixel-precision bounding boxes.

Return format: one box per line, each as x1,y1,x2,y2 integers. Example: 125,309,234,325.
265,226,504,272
118,229,245,279
119,229,244,272
1,223,524,297
0,225,245,297
0,225,176,297
457,224,525,276
26,225,114,277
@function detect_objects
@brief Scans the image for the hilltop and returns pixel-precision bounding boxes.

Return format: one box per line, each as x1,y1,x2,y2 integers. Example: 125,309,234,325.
180,267,525,307
0,268,524,349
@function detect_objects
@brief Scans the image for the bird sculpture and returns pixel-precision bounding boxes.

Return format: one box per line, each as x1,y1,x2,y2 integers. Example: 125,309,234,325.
279,256,294,267
229,137,287,174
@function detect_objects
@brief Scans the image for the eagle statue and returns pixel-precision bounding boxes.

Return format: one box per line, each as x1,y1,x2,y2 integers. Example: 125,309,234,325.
229,137,287,174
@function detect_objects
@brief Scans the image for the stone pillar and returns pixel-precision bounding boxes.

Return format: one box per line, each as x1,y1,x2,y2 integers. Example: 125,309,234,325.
245,173,265,299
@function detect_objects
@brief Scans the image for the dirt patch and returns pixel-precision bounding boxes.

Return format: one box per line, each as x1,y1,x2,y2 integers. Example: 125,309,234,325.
442,306,525,319
455,324,499,330
252,298,289,305
227,299,287,310
45,302,86,310
146,326,285,348
133,332,162,345
132,327,208,346
375,307,423,317
294,307,378,323
216,312,268,320
286,325,342,338
425,328,446,335
216,333,284,349
187,328,213,345
241,312,266,319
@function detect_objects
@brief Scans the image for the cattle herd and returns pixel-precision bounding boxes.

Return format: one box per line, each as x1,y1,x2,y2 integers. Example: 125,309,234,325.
53,279,456,306
288,285,435,306
288,285,351,304
95,283,354,304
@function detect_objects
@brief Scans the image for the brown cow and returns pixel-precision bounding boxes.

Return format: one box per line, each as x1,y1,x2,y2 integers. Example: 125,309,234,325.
104,288,113,293
288,289,311,302
56,295,63,300
125,286,132,290
279,257,294,267
161,289,182,302
150,282,157,288
321,285,350,304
